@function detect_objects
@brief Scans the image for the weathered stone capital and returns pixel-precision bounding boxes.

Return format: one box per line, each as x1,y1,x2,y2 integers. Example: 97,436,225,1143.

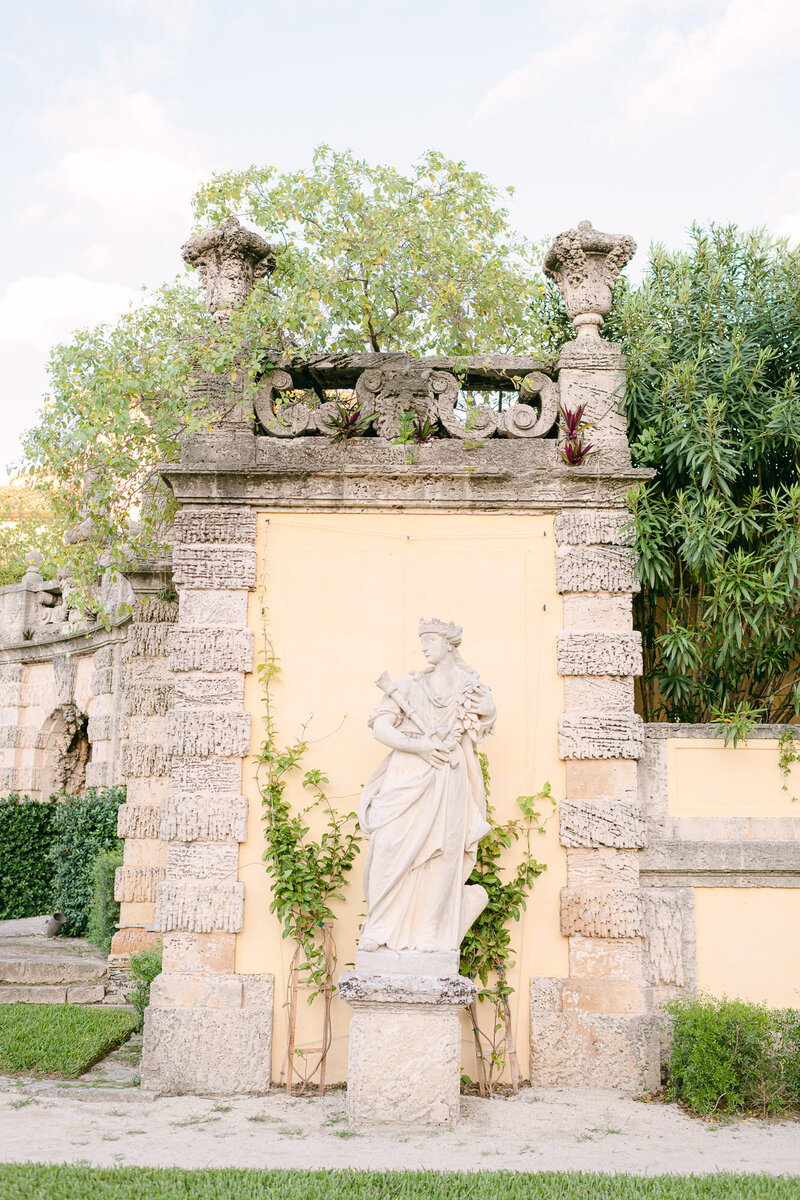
182,216,276,319
544,220,636,342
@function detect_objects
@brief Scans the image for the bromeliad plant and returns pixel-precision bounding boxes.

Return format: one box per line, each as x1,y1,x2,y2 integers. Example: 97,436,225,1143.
327,397,375,444
557,402,596,466
460,755,554,1097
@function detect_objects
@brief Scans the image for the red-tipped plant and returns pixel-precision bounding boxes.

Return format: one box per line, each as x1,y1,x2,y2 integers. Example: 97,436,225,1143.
557,402,597,466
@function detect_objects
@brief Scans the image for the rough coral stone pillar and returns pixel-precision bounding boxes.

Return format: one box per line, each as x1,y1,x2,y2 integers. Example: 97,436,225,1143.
529,507,659,1091
140,506,272,1094
109,591,176,992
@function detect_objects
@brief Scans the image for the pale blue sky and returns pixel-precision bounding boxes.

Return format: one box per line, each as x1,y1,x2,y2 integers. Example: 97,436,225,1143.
1,0,798,473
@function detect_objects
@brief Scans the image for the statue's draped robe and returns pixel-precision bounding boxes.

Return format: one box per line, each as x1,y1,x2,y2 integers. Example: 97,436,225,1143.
359,668,495,953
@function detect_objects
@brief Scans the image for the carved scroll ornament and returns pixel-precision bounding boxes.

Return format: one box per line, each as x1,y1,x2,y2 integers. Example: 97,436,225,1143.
253,365,559,441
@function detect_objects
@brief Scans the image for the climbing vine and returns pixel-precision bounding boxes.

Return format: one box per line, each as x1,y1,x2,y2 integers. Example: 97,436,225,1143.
460,753,555,1096
256,628,361,1092
778,728,800,803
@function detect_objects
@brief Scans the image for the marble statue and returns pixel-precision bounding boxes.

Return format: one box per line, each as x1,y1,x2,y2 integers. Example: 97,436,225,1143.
357,618,496,961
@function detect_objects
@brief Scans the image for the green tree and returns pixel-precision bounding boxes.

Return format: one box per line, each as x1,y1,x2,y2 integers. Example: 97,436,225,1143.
19,147,551,607
609,224,800,727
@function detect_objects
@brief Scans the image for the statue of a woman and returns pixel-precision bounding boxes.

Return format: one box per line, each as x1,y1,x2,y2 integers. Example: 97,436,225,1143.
357,618,496,958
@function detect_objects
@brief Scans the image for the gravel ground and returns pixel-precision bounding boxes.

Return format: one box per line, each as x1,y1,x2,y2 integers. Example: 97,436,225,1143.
1,1084,798,1176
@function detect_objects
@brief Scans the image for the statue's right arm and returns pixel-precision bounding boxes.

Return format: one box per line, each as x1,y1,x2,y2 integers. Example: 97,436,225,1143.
372,714,449,767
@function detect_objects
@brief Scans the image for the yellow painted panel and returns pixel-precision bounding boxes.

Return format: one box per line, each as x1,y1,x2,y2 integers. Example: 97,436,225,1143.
667,740,799,818
695,888,800,1008
238,512,567,1084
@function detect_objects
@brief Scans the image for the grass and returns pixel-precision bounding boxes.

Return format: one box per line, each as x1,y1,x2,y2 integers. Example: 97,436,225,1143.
0,1169,797,1199
0,1003,138,1078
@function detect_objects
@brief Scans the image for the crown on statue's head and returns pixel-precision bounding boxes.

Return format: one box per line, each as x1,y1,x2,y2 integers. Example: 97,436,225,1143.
418,617,462,646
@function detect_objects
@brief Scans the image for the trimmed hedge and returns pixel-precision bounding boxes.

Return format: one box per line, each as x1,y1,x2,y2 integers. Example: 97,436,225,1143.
0,795,57,919
86,848,123,954
667,992,800,1117
49,787,125,937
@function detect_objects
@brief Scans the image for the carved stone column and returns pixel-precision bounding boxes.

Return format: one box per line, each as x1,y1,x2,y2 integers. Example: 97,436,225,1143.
140,508,273,1094
545,221,636,463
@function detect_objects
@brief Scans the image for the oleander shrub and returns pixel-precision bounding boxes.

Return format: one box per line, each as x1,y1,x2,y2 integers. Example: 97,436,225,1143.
86,848,123,954
666,992,800,1117
49,787,125,937
0,794,57,919
129,944,162,1031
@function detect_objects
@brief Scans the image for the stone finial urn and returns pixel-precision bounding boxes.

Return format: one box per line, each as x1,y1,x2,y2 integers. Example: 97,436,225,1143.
182,216,276,320
544,220,636,341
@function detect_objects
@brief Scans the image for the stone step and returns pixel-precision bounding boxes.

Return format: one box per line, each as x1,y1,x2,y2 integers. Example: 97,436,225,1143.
0,983,107,1005
0,955,108,986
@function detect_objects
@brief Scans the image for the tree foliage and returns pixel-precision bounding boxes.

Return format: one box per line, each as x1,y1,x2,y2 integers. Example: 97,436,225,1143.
18,148,552,607
608,225,800,726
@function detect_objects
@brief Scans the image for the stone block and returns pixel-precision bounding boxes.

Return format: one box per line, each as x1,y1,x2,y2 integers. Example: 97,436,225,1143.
154,880,245,933
561,886,645,938
643,890,689,988
173,508,257,545
67,984,106,1005
529,1009,659,1091
174,673,245,708
172,546,257,590
563,677,634,711
166,841,239,880
123,683,174,716
164,709,251,758
114,866,166,903
141,975,273,1094
559,714,645,760
0,664,24,683
161,932,237,974
566,759,638,803
132,597,179,624
561,978,652,1014
170,758,243,793
0,985,68,1004
90,668,114,696
179,590,249,628
110,928,162,958
556,546,639,594
339,973,475,1127
560,798,647,848
0,955,105,985
566,847,640,886
122,837,165,867
0,725,36,749
92,646,114,671
117,803,162,840
558,632,642,677
121,742,171,779
150,971,243,1010
129,623,173,658
160,793,249,842
87,714,112,743
83,762,109,789
554,509,630,546
168,629,254,673
568,936,645,980
562,593,633,631
126,657,171,686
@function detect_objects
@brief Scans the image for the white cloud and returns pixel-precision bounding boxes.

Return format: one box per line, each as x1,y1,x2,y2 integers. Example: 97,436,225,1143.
22,77,207,280
622,0,800,127
0,274,141,473
762,167,800,244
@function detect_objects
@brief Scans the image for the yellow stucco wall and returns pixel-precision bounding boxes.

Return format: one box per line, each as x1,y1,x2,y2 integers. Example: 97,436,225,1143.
237,512,568,1085
694,889,800,1008
667,739,800,818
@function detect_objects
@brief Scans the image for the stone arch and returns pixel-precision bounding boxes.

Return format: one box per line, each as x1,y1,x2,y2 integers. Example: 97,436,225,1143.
37,704,90,798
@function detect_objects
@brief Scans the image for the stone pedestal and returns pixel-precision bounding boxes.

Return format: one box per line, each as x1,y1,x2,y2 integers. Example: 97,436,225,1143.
339,972,474,1128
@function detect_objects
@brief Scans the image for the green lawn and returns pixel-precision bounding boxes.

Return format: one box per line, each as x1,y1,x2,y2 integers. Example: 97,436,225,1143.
0,1003,137,1077
0,1169,797,1199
